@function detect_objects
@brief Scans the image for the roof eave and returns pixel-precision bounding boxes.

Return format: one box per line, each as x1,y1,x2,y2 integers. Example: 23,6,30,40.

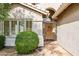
52,3,71,19
19,3,49,15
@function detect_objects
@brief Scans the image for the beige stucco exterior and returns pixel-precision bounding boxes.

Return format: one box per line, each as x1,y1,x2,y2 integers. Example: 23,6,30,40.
57,3,79,55
0,4,45,47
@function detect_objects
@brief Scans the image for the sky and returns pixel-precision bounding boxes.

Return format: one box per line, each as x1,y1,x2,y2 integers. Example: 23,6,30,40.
34,3,62,11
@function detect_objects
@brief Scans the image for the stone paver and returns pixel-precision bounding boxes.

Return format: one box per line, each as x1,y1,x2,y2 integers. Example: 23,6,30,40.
0,41,71,56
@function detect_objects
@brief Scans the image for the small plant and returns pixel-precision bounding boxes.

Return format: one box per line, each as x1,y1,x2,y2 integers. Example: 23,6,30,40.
15,31,39,54
0,35,5,50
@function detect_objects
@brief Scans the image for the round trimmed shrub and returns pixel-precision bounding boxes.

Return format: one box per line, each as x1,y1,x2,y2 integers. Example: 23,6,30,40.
0,35,5,50
15,31,39,54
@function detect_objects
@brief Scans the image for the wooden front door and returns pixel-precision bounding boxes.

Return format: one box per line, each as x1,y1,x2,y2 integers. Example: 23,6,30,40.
44,22,53,40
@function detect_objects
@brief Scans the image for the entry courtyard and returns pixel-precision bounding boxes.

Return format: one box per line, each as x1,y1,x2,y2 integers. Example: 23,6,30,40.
0,41,71,56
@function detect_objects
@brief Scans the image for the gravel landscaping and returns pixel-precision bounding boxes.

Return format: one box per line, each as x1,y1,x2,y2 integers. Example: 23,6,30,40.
0,41,71,56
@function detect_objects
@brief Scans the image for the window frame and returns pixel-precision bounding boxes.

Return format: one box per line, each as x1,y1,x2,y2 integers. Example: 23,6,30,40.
4,20,32,36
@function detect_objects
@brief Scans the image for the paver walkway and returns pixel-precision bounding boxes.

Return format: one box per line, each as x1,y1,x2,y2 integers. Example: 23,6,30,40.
0,41,71,56
38,41,71,56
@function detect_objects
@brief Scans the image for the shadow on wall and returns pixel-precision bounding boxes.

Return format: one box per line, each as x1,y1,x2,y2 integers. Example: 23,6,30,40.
57,3,79,26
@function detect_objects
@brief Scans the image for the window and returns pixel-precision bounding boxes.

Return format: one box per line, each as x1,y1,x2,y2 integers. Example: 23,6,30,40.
4,21,17,36
4,21,9,36
26,21,32,31
19,21,25,32
11,21,17,35
4,20,32,36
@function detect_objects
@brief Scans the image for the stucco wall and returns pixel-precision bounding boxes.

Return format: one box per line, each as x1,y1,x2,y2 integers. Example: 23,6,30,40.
57,4,79,55
32,22,44,46
4,4,44,46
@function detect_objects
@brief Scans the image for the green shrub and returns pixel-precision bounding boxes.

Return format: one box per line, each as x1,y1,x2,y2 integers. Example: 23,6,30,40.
0,35,5,50
15,31,39,54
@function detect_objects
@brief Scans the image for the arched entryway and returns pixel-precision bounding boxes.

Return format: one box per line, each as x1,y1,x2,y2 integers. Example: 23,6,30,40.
43,20,57,41
43,7,56,41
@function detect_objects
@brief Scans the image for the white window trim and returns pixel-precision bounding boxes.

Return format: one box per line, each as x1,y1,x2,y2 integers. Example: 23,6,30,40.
4,20,32,36
24,20,26,31
9,21,11,36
